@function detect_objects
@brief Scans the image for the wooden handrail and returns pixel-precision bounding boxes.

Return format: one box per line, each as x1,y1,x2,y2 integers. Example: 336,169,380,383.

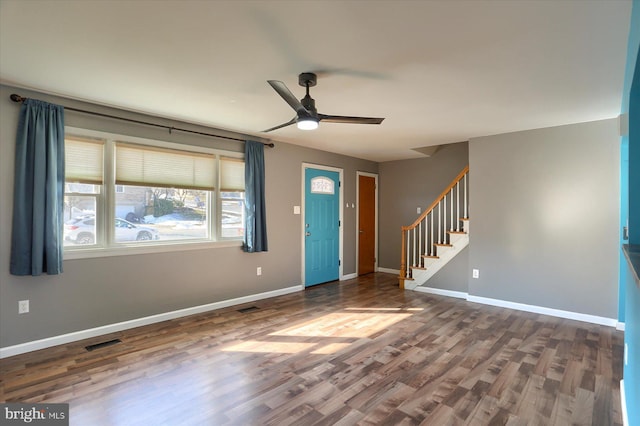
401,165,469,231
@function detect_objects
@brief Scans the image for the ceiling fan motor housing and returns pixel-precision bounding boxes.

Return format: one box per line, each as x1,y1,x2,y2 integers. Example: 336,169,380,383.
301,95,317,116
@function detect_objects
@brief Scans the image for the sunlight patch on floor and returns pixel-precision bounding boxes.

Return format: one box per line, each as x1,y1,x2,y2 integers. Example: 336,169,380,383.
221,340,316,354
221,311,414,354
344,307,424,312
271,312,412,338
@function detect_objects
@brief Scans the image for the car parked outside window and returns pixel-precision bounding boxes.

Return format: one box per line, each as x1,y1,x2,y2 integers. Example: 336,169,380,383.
64,216,159,245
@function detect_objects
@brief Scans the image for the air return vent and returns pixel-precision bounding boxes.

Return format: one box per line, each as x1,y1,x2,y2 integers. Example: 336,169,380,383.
85,338,122,352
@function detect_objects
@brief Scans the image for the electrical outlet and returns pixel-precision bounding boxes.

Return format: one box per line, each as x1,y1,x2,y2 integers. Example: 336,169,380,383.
257,267,262,276
417,207,421,214
472,269,480,279
18,300,29,314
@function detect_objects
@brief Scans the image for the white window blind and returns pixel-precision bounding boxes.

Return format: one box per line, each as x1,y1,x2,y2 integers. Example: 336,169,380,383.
115,142,216,190
65,136,104,184
220,157,245,192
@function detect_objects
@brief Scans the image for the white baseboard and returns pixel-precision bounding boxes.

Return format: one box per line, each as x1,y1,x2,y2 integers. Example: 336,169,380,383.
414,286,468,299
466,295,618,327
0,285,303,359
617,322,626,331
621,379,628,426
341,273,357,280
377,267,400,275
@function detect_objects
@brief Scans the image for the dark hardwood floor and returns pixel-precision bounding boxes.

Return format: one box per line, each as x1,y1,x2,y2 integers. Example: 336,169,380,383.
0,273,624,425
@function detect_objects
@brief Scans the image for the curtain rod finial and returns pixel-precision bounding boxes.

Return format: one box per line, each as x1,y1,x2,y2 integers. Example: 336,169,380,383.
10,94,26,103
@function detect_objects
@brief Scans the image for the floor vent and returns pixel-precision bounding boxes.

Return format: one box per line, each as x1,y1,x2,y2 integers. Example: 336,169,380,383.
85,339,122,352
237,306,260,313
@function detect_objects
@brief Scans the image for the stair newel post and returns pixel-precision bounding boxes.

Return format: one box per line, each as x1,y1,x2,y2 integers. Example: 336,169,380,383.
406,228,411,275
400,227,407,283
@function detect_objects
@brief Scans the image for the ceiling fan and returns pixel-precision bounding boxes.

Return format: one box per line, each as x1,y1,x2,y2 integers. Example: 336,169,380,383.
263,72,385,132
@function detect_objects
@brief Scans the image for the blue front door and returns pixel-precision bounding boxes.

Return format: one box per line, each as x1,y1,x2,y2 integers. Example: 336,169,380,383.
305,168,340,287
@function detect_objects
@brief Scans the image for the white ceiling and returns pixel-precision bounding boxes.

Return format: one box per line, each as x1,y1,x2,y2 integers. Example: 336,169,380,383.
0,0,632,162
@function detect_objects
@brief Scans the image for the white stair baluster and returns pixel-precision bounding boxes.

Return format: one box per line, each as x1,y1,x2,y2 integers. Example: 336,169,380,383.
443,195,447,243
413,227,417,266
418,222,422,265
456,182,460,231
464,173,468,219
424,218,428,256
438,201,442,244
430,212,434,255
450,188,454,231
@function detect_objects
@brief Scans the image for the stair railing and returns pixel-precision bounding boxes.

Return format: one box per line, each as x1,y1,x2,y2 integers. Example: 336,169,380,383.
400,166,469,287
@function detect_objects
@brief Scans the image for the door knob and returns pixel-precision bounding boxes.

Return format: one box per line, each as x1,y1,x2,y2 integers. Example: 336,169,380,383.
359,230,364,233
305,232,311,236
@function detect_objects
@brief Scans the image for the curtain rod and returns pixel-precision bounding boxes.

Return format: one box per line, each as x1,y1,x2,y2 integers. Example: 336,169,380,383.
9,94,275,148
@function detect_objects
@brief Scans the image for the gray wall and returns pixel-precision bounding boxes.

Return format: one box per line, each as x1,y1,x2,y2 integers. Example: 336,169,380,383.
378,142,469,270
427,246,469,293
0,84,377,347
468,119,620,318
0,82,622,349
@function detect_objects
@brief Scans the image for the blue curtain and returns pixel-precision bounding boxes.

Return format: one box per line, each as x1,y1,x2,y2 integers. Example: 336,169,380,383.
10,99,65,276
243,140,268,252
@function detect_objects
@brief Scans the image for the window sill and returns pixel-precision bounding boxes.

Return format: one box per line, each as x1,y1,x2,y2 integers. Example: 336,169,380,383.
64,239,243,260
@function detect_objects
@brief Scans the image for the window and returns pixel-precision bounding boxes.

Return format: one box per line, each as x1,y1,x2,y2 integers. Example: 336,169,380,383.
220,157,245,238
311,176,335,194
63,129,244,255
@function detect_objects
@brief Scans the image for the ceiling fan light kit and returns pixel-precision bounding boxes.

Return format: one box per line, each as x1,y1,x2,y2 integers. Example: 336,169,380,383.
264,72,385,132
297,117,319,130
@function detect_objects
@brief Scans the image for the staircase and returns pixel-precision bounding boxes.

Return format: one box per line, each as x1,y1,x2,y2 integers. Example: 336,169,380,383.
399,166,469,290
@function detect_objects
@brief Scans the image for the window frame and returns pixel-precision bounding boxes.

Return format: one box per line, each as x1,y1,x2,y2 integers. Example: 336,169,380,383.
63,127,244,260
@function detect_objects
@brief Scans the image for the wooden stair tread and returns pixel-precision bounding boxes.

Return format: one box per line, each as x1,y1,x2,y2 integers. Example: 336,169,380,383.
422,255,439,259
434,243,453,247
447,231,467,235
411,266,426,270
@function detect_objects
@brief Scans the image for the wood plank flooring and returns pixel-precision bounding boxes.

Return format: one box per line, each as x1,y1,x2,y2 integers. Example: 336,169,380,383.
0,273,624,425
